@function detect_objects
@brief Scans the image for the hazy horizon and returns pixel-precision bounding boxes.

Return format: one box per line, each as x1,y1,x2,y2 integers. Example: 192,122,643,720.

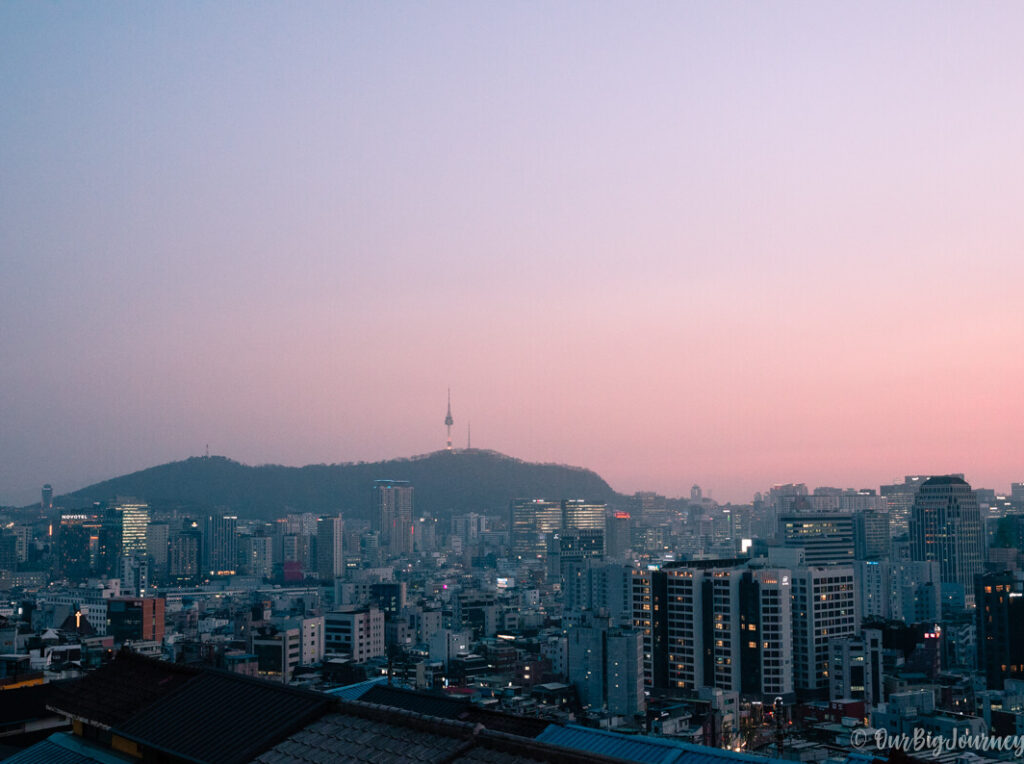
3,3,1023,507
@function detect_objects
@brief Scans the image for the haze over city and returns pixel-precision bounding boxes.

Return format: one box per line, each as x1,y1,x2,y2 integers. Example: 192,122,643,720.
3,3,1023,506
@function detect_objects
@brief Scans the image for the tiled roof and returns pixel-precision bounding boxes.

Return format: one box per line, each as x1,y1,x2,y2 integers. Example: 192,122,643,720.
46,653,199,728
251,698,634,764
111,670,331,764
252,711,472,763
358,685,550,738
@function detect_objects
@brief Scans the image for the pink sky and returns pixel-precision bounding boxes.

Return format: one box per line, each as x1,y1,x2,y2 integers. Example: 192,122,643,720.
1,3,1022,504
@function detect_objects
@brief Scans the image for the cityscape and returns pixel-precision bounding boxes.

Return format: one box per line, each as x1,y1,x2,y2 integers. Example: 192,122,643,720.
3,3,1024,764
0,408,1020,763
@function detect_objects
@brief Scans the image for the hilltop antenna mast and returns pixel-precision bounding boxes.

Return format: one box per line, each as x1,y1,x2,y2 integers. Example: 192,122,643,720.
467,422,471,450
444,389,454,451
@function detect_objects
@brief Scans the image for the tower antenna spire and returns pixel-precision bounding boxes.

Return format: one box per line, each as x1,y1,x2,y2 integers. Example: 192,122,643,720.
444,389,454,451
467,422,471,450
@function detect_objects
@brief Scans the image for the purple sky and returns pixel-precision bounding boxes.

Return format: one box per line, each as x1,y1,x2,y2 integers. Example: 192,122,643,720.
2,3,1023,506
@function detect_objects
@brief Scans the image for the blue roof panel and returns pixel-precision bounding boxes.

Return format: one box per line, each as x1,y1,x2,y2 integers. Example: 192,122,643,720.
536,725,773,764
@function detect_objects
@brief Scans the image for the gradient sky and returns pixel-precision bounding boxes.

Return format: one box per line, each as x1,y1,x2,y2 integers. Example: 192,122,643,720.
2,3,1023,506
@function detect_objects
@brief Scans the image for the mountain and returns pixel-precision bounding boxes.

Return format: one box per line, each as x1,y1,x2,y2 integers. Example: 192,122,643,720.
59,449,624,520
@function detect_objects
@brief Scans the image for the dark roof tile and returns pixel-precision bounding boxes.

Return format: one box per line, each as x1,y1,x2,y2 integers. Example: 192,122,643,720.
112,670,331,764
46,654,199,728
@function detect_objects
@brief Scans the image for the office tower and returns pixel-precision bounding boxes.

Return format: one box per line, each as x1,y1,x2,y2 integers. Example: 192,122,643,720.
100,501,149,574
909,476,984,607
1012,483,1024,511
241,535,274,579
145,522,169,581
59,513,101,580
854,509,890,560
564,561,633,625
829,629,883,708
97,502,145,576
317,515,345,581
562,499,606,532
856,561,889,620
118,500,149,555
452,513,487,546
285,512,319,536
374,480,413,557
855,559,941,624
568,620,645,716
548,528,604,579
976,570,1024,689
791,565,858,696
631,492,668,525
10,525,29,564
769,484,809,513
202,514,238,575
510,499,562,560
779,513,855,565
0,535,17,572
881,475,930,536
631,559,794,701
119,555,150,597
606,512,632,560
41,484,53,511
168,528,202,582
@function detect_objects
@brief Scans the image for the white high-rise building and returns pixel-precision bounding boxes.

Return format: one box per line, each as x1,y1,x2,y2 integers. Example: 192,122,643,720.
791,565,858,693
631,559,794,701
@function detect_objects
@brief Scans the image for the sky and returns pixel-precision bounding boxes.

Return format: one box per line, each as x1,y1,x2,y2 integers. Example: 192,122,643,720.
2,3,1023,506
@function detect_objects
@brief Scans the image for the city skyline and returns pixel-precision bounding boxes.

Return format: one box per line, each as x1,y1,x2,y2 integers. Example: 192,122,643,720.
3,3,1023,505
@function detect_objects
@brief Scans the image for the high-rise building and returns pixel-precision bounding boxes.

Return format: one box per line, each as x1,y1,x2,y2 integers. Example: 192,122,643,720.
791,565,858,695
548,528,604,579
1012,483,1024,511
976,570,1024,689
568,620,645,716
41,484,53,511
317,515,345,581
374,480,413,557
97,501,150,576
118,500,150,555
779,513,855,565
510,499,561,560
202,514,238,575
606,512,632,560
910,476,984,608
562,500,606,532
59,513,101,580
168,529,201,583
241,535,274,579
881,475,931,536
854,509,890,560
631,492,668,526
145,521,169,581
0,535,17,573
631,559,794,701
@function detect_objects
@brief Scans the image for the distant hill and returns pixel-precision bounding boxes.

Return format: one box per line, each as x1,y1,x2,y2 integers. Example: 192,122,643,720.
59,449,625,520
